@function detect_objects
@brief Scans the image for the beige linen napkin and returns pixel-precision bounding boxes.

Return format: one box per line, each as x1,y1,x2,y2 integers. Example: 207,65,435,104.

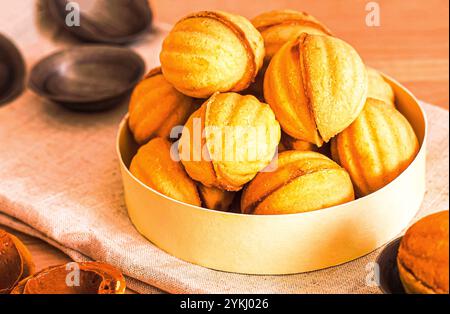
0,94,448,294
1,2,449,294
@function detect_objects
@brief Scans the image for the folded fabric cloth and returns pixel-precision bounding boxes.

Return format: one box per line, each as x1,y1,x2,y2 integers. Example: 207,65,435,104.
1,89,448,293
0,11,448,293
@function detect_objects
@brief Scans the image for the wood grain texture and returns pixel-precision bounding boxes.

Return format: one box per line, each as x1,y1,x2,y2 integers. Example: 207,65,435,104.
150,0,449,109
0,0,448,290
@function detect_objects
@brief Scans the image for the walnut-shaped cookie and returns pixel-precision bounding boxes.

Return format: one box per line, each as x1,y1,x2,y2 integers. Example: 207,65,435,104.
128,68,197,145
367,67,395,107
241,151,355,215
160,11,265,98
130,137,201,206
331,98,419,196
179,92,280,191
252,10,332,62
264,33,368,146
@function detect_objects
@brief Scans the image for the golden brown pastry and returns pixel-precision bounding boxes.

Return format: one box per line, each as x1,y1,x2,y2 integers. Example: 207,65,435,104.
198,185,235,212
252,10,332,62
11,262,126,294
128,67,197,145
264,33,368,147
179,92,281,191
397,211,449,294
367,67,395,107
130,137,201,206
160,11,265,98
0,230,35,294
280,132,318,152
246,10,331,104
331,98,419,197
241,151,355,215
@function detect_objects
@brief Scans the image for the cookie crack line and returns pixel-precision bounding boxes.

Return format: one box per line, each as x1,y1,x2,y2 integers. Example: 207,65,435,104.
256,19,332,36
244,166,341,214
399,259,447,293
182,11,258,92
297,33,322,146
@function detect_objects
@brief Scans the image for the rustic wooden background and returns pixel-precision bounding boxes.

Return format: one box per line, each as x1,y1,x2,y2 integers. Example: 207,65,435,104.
152,0,449,109
1,0,448,291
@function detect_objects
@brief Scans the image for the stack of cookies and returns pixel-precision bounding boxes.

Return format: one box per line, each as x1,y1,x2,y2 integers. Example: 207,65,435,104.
127,9,419,214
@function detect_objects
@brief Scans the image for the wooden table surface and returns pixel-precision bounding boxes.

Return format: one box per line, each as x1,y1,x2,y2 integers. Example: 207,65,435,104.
1,0,449,291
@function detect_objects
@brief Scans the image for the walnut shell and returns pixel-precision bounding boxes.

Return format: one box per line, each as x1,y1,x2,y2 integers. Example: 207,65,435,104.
367,67,395,107
160,11,265,98
264,33,368,146
252,10,332,62
179,92,281,191
198,185,235,212
331,98,419,197
11,262,126,294
241,151,355,215
0,230,35,294
130,137,201,206
128,67,197,145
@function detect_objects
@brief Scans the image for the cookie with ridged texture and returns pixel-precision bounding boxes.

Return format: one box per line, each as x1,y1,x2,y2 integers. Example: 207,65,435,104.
241,150,355,215
331,98,419,197
160,11,265,98
264,33,368,147
367,67,395,107
252,10,332,62
179,92,281,191
397,211,449,294
128,68,197,145
248,11,331,101
130,137,201,206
